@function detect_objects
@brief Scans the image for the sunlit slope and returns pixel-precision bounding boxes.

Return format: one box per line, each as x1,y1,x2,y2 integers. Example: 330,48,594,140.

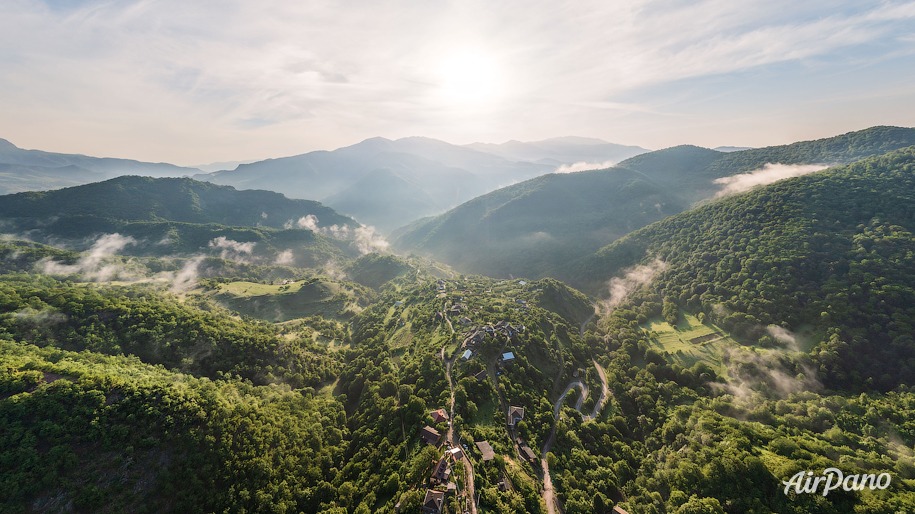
573,147,915,390
394,126,915,280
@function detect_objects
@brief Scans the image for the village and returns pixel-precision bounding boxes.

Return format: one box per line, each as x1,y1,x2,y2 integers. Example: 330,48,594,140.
399,278,618,514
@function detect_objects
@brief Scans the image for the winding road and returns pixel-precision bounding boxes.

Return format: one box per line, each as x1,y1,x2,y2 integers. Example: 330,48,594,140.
541,359,610,514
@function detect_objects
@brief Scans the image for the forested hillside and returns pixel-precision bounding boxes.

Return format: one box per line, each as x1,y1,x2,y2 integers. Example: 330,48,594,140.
572,147,915,391
0,340,348,513
2,134,915,514
394,126,915,279
0,175,355,231
0,176,370,266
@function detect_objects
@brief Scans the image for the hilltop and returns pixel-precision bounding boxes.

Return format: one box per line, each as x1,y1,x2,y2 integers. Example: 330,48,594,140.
394,126,915,279
0,176,364,265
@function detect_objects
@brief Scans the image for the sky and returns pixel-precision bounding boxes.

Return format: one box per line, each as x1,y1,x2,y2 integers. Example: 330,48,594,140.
2,0,915,165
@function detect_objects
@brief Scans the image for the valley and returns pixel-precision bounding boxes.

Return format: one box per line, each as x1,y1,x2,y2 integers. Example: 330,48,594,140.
1,127,915,513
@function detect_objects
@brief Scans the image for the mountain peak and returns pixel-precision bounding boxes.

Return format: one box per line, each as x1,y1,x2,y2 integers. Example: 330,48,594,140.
0,138,19,152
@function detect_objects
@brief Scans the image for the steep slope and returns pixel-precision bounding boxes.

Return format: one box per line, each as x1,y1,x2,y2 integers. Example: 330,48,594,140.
0,339,347,513
395,126,915,279
573,146,915,391
394,167,686,277
322,168,445,232
0,138,198,193
200,136,552,229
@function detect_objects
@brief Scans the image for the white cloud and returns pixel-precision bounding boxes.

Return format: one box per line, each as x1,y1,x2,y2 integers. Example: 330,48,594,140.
1,1,914,162
604,258,667,310
714,162,828,197
285,213,388,255
275,249,295,265
162,255,205,293
39,233,137,281
208,236,255,261
297,214,320,231
555,160,616,173
353,225,390,254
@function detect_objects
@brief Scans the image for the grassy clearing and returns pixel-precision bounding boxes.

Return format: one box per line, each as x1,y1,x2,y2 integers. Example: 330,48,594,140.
217,280,304,297
317,378,339,399
644,313,738,373
211,278,368,322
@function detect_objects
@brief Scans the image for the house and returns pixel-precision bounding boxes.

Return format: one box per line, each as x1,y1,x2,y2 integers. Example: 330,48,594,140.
421,489,445,514
420,425,441,446
501,352,515,362
430,409,449,424
613,506,630,514
507,406,524,427
461,349,472,360
431,455,451,483
394,300,404,307
473,369,487,382
447,446,463,460
519,442,537,463
475,440,495,461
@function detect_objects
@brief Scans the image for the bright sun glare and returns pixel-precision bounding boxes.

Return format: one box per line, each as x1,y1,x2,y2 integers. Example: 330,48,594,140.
437,51,503,107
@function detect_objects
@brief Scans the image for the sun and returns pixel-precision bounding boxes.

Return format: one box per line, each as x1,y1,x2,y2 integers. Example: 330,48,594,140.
436,50,503,107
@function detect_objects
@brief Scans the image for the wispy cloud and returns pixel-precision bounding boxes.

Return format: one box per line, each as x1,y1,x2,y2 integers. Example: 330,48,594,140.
603,257,667,310
555,160,616,173
38,233,136,281
714,162,828,196
1,1,914,162
208,236,256,261
285,214,389,255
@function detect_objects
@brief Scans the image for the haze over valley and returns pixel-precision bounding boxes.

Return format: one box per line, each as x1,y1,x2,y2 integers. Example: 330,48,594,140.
3,1,915,513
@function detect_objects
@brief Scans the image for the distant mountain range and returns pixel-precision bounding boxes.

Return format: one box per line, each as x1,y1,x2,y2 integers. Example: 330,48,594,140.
197,136,649,232
465,136,648,165
394,126,915,279
0,135,651,233
0,138,198,194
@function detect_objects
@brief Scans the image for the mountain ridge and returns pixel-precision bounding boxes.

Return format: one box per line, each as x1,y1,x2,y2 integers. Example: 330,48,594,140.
394,126,915,279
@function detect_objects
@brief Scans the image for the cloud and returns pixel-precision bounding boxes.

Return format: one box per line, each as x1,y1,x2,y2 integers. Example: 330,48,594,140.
38,233,137,281
715,346,821,401
161,256,205,292
714,163,828,197
2,1,915,162
555,160,616,173
296,214,320,231
604,257,667,310
9,307,68,327
275,249,295,265
766,324,800,351
286,214,388,255
208,236,255,261
353,225,390,254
